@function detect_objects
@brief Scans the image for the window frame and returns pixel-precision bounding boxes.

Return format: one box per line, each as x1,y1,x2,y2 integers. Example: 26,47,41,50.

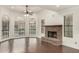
64,14,73,38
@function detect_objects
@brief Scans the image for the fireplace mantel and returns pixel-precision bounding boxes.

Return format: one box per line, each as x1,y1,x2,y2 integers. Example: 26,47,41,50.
44,25,62,27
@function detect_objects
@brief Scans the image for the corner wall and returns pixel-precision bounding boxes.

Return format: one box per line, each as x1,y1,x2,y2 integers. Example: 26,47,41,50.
59,7,79,49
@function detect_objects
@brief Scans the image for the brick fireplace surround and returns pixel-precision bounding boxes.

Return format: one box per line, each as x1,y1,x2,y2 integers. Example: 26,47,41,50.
42,25,62,46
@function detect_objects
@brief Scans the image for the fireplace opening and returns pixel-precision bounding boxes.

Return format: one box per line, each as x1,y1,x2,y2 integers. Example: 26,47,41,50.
48,31,57,38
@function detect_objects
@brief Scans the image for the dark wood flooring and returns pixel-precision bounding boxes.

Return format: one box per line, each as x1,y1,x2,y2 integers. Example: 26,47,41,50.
0,38,79,53
24,41,79,53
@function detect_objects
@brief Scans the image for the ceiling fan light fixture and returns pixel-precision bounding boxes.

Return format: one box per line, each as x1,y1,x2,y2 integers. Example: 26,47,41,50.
24,14,29,17
24,5,33,16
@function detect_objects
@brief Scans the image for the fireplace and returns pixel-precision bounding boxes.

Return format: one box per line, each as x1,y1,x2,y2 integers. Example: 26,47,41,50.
48,31,57,38
42,25,62,46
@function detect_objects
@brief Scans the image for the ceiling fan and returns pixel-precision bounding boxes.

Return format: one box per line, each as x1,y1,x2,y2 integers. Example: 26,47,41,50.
24,5,33,16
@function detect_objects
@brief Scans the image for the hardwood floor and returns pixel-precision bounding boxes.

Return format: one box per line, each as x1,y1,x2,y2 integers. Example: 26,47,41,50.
0,38,79,53
26,41,62,53
62,46,79,53
24,41,79,53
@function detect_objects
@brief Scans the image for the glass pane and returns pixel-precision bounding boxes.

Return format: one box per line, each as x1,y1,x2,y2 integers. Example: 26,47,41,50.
68,26,73,32
14,21,25,36
29,18,36,36
64,31,68,37
68,31,73,37
64,26,69,32
2,19,9,38
41,19,45,33
64,14,73,38
64,16,69,25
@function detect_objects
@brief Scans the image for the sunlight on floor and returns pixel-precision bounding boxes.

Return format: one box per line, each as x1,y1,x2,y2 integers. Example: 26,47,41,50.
0,38,37,53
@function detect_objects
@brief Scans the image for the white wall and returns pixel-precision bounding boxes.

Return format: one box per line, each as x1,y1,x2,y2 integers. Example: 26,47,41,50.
37,9,63,25
59,7,79,49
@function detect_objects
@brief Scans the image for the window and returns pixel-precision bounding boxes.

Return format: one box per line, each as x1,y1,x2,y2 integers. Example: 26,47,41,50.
14,20,25,36
41,19,45,33
64,14,73,37
2,16,9,38
29,18,36,36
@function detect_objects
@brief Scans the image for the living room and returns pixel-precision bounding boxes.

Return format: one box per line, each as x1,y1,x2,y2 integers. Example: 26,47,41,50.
0,5,79,53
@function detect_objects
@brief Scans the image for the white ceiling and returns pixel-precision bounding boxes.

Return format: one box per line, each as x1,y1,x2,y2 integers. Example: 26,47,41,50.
2,5,79,13
37,5,79,11
3,5,43,13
